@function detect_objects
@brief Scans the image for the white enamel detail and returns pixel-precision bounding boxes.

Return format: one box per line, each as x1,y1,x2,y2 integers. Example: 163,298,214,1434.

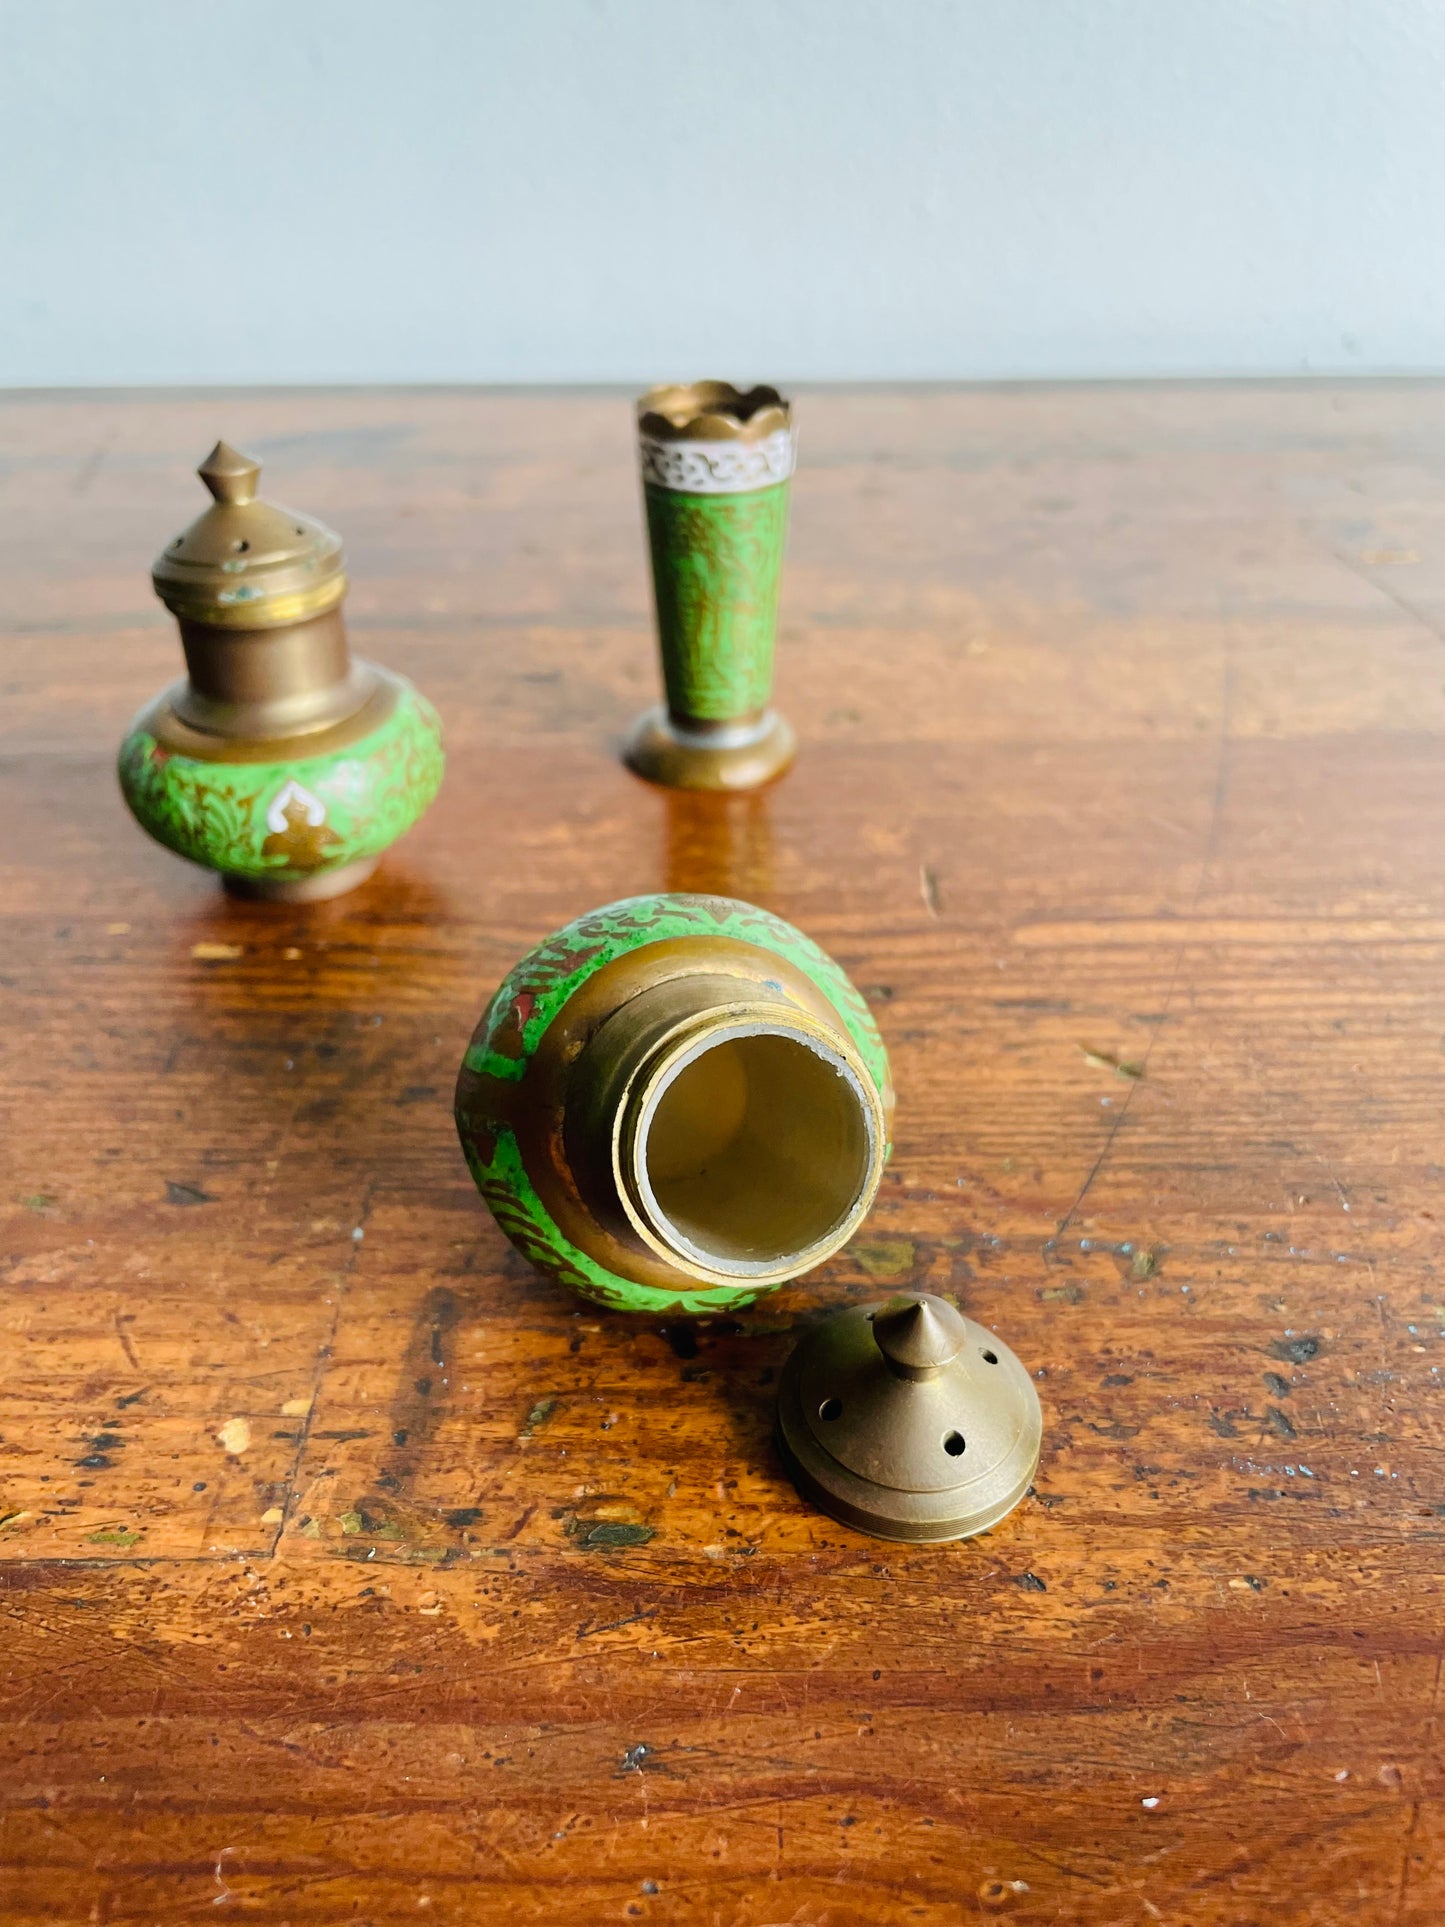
639,428,795,495
265,779,328,834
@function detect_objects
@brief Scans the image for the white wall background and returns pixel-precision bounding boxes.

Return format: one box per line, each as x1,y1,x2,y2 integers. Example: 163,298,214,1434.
1,0,1442,386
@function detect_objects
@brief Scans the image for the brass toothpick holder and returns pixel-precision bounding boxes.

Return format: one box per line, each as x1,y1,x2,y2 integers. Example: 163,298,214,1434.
625,382,797,792
119,442,443,901
776,1293,1042,1542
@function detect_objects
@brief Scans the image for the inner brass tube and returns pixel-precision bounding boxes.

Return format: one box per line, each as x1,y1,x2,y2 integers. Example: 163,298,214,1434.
614,1013,881,1281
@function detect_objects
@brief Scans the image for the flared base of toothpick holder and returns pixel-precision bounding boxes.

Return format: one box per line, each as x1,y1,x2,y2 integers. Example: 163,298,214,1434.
623,707,795,793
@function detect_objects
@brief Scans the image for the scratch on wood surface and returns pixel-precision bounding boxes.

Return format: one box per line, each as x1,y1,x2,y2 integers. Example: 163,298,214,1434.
919,864,941,917
1395,1615,1445,1921
1054,659,1234,1240
112,1311,140,1373
578,1609,656,1640
267,1179,376,1557
1331,543,1445,649
71,433,113,497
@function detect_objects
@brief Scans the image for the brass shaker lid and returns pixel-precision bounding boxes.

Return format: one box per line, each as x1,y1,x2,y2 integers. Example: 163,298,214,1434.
776,1293,1043,1543
152,441,347,631
637,381,791,443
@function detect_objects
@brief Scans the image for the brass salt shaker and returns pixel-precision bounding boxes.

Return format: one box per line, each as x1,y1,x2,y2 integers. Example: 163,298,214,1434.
119,441,443,901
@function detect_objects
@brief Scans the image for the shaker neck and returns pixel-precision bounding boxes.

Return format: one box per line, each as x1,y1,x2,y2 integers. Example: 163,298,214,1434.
172,607,371,740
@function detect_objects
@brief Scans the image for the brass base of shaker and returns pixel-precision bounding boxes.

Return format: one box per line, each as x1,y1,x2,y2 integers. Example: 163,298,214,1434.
623,707,795,793
776,1295,1042,1544
224,858,378,904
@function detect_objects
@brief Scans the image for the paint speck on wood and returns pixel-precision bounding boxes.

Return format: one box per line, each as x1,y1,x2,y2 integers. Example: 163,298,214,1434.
215,1418,251,1456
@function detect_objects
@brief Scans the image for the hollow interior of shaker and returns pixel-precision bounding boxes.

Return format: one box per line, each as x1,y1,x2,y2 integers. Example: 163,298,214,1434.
634,1026,876,1275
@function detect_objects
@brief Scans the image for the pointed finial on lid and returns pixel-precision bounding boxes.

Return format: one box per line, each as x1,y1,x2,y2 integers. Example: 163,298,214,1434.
197,440,261,506
873,1293,968,1380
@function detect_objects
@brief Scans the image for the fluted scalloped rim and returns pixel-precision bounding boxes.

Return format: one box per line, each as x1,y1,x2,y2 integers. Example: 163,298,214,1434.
637,381,792,443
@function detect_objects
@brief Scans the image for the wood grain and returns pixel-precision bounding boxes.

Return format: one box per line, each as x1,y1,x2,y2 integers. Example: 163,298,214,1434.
2,383,1444,1923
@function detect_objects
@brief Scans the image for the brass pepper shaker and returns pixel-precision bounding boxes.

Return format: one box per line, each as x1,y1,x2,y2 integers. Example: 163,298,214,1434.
624,382,797,791
455,893,893,1314
119,442,444,901
776,1293,1043,1542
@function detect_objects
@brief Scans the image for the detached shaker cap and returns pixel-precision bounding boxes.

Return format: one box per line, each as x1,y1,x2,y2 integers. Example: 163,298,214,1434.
151,441,347,630
776,1293,1042,1543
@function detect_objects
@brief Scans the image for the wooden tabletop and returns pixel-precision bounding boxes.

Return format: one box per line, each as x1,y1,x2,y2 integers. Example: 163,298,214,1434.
2,383,1443,1925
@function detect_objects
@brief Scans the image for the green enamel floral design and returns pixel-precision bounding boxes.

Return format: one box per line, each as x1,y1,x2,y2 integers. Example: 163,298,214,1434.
455,893,890,1316
644,482,790,719
118,681,443,883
